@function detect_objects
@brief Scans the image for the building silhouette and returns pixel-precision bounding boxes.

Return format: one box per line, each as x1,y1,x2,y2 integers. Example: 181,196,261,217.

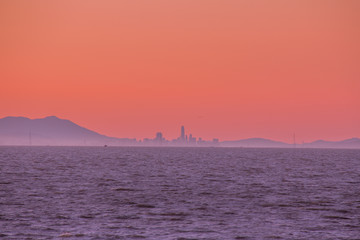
155,132,163,144
141,125,219,147
181,126,185,142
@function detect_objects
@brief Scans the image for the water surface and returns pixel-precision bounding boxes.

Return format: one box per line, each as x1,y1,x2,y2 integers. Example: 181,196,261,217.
0,147,359,239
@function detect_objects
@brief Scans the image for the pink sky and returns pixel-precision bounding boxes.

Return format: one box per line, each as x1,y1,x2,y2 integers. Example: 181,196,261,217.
1,0,359,142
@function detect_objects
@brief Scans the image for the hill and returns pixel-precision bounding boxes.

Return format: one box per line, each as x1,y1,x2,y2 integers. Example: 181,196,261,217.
0,116,136,146
302,138,360,149
221,138,290,148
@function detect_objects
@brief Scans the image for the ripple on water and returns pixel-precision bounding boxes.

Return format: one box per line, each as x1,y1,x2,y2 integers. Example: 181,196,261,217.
0,147,359,239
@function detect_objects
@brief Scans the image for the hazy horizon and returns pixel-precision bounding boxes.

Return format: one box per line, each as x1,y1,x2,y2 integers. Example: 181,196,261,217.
0,115,359,147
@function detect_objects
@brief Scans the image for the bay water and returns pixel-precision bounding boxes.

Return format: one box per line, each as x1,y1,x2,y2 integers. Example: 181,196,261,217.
0,146,359,239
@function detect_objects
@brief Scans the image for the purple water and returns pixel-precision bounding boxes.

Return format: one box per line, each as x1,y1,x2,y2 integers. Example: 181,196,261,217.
0,146,360,239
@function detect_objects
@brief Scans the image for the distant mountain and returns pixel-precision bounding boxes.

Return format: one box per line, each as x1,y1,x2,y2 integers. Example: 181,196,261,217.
302,138,360,149
0,116,136,146
221,138,290,148
221,137,360,149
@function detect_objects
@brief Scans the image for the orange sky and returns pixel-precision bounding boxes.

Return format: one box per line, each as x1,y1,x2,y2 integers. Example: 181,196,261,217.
1,0,359,143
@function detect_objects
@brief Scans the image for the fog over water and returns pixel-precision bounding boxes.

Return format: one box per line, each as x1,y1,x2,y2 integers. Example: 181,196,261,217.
0,147,360,239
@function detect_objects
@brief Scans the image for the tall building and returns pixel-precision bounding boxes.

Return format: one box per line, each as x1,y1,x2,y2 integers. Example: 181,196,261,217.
181,126,185,141
155,132,163,143
156,132,163,140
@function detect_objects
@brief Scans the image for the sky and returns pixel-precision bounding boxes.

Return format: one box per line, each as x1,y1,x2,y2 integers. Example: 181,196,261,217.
1,0,359,143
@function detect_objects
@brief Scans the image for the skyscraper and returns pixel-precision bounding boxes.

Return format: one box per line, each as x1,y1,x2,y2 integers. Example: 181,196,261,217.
181,126,185,141
156,132,163,141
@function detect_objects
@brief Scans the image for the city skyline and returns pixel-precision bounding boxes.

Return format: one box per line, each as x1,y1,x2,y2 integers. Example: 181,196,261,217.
143,125,219,146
